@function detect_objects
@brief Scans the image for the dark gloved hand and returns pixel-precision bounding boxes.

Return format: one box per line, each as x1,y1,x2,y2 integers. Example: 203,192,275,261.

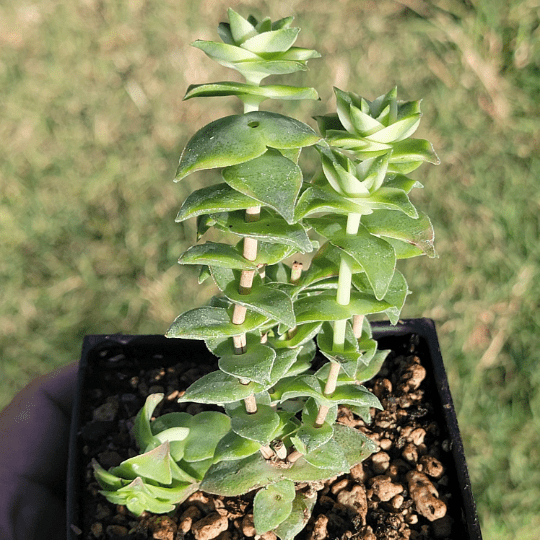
0,362,78,540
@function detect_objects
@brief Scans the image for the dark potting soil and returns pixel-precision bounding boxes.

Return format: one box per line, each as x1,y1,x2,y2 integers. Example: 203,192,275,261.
75,334,459,540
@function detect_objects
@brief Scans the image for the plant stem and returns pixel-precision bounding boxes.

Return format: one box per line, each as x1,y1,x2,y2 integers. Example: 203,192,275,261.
286,262,303,340
333,212,362,350
352,314,364,339
315,212,362,427
232,101,263,426
287,450,303,463
290,261,303,284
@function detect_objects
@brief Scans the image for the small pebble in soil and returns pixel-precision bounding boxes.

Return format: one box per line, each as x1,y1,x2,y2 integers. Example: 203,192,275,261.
192,512,228,540
407,471,447,522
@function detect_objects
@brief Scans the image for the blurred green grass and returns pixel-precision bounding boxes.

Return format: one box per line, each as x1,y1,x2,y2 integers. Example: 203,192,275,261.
1,0,539,537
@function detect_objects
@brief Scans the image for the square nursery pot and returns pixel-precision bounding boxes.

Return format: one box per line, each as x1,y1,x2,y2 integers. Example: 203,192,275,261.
67,318,482,540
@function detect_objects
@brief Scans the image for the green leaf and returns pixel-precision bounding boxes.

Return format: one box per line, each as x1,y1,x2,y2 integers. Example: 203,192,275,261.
278,47,321,61
354,349,391,383
300,243,348,287
217,22,235,45
92,460,126,491
320,148,369,197
175,112,319,181
201,453,282,495
223,281,296,328
352,270,409,324
150,411,192,462
273,491,317,540
178,370,265,404
329,384,382,409
113,477,179,515
207,245,296,287
271,16,294,31
356,333,379,366
241,28,300,54
176,458,214,482
314,113,343,137
362,209,436,258
348,105,383,135
179,242,257,270
334,231,396,300
384,174,423,193
253,480,296,534
294,291,391,324
255,17,272,33
230,59,310,82
184,82,319,102
183,411,231,462
363,187,418,217
166,306,267,339
389,137,440,166
176,183,258,222
285,340,316,377
202,450,345,498
366,114,421,143
153,427,190,445
212,210,313,253
308,217,397,299
295,185,369,220
205,331,261,357
222,149,303,224
316,322,362,377
219,343,276,384
213,430,262,461
230,404,281,444
302,396,338,425
196,214,214,239
303,438,349,471
227,8,257,43
270,322,323,349
112,442,174,484
253,241,297,265
133,393,163,452
192,39,259,62
334,88,360,134
273,374,327,405
269,347,302,382
144,479,200,505
199,265,211,283
326,130,392,153
333,423,378,467
295,421,333,454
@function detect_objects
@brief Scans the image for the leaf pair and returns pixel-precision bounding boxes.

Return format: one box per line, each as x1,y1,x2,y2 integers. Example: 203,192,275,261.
200,423,377,497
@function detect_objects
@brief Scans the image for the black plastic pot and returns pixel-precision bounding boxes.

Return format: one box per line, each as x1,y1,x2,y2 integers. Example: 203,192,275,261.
67,318,482,540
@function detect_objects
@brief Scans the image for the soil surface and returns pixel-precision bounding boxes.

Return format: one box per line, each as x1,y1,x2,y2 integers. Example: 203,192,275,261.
74,333,461,540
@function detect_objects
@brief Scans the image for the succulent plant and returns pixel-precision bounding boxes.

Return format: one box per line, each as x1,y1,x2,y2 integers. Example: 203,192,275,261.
95,9,439,539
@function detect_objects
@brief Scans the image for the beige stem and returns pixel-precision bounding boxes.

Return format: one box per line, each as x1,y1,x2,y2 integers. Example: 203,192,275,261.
244,394,257,414
314,362,342,427
290,261,303,284
287,450,303,463
260,445,275,459
286,262,303,340
352,314,365,339
231,206,261,414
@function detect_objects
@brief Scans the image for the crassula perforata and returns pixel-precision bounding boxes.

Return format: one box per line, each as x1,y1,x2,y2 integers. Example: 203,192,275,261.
93,8,439,539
